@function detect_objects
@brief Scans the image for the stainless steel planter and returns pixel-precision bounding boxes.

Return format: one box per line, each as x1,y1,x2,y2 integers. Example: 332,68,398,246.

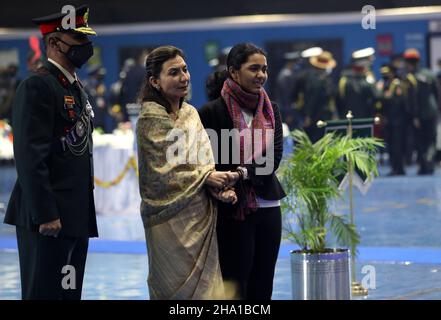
290,249,351,300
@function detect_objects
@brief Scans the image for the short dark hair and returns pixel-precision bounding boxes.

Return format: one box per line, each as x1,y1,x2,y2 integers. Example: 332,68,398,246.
138,45,185,113
42,32,62,48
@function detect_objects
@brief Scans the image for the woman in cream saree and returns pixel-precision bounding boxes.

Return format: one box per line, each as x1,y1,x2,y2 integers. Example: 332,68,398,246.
136,46,235,300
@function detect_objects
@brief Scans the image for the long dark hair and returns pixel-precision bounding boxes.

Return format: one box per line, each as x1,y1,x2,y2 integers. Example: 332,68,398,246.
138,45,185,113
205,43,266,100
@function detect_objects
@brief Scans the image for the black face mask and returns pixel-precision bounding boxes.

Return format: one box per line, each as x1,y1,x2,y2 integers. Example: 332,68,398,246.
55,37,93,68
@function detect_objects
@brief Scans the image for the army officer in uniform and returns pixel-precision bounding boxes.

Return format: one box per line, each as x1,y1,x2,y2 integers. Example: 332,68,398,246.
4,5,98,299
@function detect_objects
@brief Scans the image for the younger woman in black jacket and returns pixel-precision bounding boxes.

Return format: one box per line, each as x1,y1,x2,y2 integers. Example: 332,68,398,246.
199,43,286,300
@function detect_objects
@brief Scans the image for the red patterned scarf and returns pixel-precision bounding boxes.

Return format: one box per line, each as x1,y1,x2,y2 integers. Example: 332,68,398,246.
221,78,275,220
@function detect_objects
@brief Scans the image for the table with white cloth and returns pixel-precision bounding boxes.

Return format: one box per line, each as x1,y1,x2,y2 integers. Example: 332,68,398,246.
0,121,13,160
93,131,141,216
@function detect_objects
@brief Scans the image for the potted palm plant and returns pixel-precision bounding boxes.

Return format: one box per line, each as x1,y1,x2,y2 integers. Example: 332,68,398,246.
279,129,383,300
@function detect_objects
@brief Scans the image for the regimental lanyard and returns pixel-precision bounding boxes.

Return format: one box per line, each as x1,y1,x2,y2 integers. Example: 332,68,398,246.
60,87,94,159
80,87,95,180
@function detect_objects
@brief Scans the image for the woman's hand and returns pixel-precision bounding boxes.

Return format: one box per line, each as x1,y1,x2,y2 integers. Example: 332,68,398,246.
219,189,238,204
208,187,238,204
225,171,240,187
205,171,229,189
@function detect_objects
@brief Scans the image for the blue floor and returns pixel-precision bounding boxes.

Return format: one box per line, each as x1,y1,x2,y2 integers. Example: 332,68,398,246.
1,163,441,299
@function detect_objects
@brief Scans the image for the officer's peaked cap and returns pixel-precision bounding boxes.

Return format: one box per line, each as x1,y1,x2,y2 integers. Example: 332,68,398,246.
32,4,96,36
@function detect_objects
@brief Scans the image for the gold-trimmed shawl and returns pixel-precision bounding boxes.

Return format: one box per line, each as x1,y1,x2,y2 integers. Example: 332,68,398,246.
136,101,225,299
136,101,215,227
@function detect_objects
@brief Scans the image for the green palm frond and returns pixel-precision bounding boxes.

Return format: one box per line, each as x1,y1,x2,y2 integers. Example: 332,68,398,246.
329,213,360,249
280,129,383,253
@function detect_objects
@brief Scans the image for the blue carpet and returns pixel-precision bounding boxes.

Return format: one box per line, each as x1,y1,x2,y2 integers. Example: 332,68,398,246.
1,236,440,264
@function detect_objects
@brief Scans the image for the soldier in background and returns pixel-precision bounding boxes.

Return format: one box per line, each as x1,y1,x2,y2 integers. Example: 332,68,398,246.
0,64,19,122
205,47,230,101
377,64,408,175
27,36,44,72
403,48,439,175
300,51,338,142
390,52,406,80
390,52,415,165
120,51,147,123
292,47,324,130
337,47,379,119
275,51,302,131
107,58,135,130
83,64,107,131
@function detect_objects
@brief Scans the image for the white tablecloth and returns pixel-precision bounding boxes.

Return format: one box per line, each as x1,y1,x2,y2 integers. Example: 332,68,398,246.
0,121,13,160
93,132,141,216
0,137,13,160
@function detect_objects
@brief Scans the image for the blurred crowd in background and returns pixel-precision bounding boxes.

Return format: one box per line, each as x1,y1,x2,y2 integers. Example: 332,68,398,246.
271,45,441,176
1,39,441,176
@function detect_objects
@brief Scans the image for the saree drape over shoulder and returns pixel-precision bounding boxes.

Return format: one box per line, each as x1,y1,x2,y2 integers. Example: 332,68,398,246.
136,101,224,300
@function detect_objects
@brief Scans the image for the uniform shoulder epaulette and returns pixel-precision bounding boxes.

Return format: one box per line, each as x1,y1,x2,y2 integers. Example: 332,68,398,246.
33,66,50,76
406,73,417,87
338,76,347,99
388,79,403,97
34,65,69,87
366,71,376,84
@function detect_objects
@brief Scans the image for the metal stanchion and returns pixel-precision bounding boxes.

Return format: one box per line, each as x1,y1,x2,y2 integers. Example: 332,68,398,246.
345,111,369,297
317,111,381,297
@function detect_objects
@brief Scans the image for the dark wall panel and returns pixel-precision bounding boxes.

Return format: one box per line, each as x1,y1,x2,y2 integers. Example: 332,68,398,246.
1,0,441,27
